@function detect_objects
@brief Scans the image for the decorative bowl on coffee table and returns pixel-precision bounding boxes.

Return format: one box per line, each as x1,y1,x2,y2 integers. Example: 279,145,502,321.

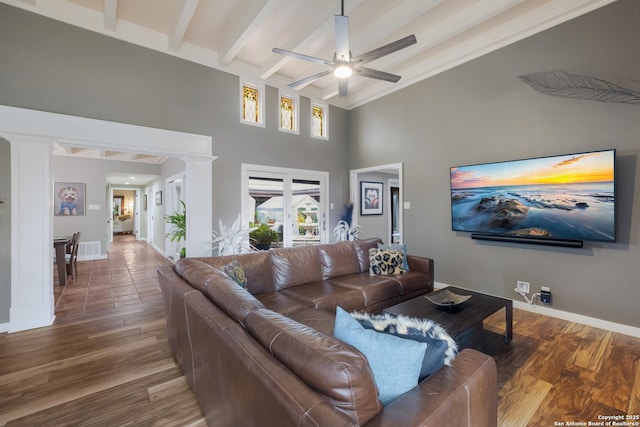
425,289,472,306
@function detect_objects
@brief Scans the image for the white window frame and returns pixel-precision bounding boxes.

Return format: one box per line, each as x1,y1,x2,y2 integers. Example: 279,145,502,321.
278,89,299,135
310,100,329,140
239,78,265,128
241,164,329,247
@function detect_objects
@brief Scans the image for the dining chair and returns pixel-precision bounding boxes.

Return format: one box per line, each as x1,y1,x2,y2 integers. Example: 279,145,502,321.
66,232,81,281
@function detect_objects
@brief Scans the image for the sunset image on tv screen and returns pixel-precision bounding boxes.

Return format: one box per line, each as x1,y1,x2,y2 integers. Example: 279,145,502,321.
450,150,615,242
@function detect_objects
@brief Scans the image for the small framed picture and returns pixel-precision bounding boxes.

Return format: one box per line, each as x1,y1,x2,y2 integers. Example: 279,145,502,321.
155,191,163,205
360,181,383,215
54,182,86,216
143,194,148,211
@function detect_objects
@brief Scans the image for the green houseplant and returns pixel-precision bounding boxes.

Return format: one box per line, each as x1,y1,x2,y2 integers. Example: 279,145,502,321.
165,200,186,257
250,223,279,250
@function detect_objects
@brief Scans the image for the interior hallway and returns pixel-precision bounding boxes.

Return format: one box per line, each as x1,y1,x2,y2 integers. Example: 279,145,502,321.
54,234,170,319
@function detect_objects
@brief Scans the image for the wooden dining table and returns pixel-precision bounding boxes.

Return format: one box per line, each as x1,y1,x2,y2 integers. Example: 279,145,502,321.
53,236,71,286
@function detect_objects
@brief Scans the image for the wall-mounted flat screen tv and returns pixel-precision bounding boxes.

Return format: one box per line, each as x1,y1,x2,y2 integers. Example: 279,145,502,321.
450,149,616,243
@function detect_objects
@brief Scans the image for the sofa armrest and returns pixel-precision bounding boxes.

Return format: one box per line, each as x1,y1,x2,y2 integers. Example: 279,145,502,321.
364,349,497,427
407,255,434,285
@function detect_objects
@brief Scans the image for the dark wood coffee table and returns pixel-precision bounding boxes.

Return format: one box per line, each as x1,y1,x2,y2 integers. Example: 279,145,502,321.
384,286,512,354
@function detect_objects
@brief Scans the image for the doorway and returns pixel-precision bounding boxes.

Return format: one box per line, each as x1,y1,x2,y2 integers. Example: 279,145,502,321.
350,163,403,244
242,164,328,248
1,104,214,332
110,188,138,238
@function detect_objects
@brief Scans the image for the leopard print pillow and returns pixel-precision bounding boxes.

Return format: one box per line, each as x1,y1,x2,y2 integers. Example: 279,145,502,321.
369,248,406,276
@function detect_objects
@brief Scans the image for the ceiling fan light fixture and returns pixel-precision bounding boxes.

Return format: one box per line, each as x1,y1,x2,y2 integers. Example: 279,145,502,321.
334,64,352,78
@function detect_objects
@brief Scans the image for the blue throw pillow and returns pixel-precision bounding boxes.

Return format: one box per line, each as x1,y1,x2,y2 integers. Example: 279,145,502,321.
333,307,427,405
351,311,458,380
378,243,409,271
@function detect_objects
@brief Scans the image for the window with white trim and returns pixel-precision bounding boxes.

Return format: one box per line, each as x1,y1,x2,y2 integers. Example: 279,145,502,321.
278,90,299,134
240,79,265,127
310,100,328,140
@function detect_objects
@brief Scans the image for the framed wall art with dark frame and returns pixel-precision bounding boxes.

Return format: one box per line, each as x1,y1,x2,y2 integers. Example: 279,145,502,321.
155,191,163,206
54,182,86,216
360,181,383,215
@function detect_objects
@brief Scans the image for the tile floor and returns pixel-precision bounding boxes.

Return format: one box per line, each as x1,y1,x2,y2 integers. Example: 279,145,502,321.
54,234,173,319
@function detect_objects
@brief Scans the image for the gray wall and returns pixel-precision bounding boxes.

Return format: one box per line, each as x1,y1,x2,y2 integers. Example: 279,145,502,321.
350,0,640,327
0,3,351,234
0,139,10,323
53,156,161,255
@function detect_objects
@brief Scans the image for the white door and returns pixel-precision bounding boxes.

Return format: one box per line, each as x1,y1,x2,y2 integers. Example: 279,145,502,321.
242,165,328,248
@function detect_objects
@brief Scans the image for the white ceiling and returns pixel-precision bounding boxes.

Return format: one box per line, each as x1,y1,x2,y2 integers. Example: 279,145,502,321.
52,143,162,183
4,0,616,110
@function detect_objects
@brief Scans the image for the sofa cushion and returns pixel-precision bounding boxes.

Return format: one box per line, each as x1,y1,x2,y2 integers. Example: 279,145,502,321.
174,258,221,293
196,252,275,294
353,238,383,272
318,240,361,279
333,307,427,405
254,291,309,316
201,269,265,326
369,248,406,276
245,309,382,425
281,281,364,312
327,274,401,307
287,307,336,336
350,311,458,380
270,245,323,290
387,270,430,295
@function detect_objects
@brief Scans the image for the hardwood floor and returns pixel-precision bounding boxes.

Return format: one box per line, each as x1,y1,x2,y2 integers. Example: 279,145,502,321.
487,308,640,426
1,235,638,426
0,235,206,426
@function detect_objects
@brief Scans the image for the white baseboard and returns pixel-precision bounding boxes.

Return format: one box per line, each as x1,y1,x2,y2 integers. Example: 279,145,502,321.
434,281,640,338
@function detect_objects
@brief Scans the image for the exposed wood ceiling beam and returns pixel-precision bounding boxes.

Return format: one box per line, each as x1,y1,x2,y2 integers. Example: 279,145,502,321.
322,0,525,100
169,0,200,51
104,0,117,31
220,0,283,66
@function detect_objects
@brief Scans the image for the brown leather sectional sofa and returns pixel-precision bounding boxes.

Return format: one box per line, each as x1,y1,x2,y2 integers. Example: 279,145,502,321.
157,238,497,427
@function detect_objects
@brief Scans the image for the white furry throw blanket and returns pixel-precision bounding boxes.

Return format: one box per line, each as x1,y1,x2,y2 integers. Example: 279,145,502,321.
350,311,458,365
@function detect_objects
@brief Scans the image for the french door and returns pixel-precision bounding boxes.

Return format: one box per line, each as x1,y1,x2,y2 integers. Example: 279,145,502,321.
241,164,328,248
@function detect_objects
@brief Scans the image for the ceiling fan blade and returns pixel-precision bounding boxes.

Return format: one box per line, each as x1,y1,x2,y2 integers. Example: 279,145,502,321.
354,66,402,83
334,15,350,62
338,78,348,97
352,34,417,64
288,69,333,88
272,48,333,66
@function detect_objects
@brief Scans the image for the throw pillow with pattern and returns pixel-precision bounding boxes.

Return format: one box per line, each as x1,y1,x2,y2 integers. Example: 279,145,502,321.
222,260,247,288
369,248,405,276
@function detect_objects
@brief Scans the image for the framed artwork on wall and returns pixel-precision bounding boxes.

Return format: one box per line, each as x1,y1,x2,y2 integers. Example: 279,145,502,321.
143,194,148,211
155,191,163,205
360,181,383,215
54,182,86,216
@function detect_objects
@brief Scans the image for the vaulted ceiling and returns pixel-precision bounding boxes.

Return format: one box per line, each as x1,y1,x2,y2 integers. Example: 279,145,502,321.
3,0,616,110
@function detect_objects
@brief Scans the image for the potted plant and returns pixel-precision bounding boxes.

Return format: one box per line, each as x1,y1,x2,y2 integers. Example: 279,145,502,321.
250,223,279,250
165,200,186,258
212,213,256,256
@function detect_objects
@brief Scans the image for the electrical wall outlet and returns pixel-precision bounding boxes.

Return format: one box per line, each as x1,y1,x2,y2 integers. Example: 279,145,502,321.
541,286,552,304
517,280,530,294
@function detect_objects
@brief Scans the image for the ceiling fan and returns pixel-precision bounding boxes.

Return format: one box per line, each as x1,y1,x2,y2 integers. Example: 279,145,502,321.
272,0,417,97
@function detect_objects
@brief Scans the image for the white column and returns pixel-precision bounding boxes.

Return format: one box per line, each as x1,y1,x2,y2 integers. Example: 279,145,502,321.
9,137,55,332
184,157,214,257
